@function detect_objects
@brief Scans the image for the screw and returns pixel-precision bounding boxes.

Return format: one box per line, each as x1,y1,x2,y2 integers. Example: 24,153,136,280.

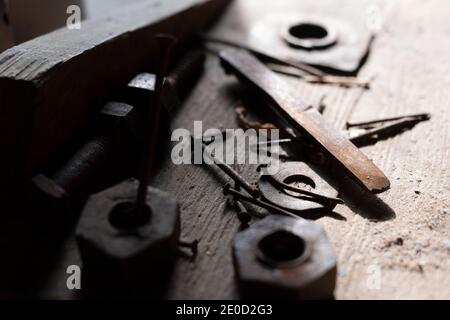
179,239,199,257
135,34,177,216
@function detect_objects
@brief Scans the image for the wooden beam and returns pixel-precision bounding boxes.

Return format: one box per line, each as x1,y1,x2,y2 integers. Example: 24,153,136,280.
0,0,228,188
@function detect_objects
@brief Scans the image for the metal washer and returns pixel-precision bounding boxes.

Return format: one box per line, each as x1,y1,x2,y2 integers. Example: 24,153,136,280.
281,19,338,50
258,162,339,212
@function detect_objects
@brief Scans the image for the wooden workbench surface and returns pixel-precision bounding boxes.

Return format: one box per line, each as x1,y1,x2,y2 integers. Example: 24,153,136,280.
2,0,449,299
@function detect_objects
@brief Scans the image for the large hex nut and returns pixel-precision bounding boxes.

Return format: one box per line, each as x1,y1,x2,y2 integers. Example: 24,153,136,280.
233,215,337,299
76,178,180,287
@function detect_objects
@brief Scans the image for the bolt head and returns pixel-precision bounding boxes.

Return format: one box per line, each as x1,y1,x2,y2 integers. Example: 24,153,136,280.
114,73,175,143
233,215,337,299
128,73,156,92
100,101,135,121
27,174,70,213
99,102,137,143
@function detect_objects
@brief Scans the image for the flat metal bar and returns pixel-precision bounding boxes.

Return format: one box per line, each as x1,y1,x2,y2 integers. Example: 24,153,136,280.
219,49,390,193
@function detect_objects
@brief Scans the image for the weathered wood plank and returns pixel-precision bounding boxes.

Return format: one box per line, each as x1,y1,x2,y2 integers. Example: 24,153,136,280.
0,0,228,188
160,0,450,299
1,0,449,300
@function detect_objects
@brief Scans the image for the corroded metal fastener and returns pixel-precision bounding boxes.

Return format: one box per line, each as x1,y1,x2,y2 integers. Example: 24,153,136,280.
258,162,342,214
219,48,390,193
224,184,299,219
135,34,177,216
28,48,206,213
76,179,181,294
202,141,260,198
27,102,134,213
233,215,337,299
76,36,183,296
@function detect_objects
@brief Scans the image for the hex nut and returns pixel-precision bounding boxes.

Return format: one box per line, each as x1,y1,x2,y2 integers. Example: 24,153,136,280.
76,178,180,288
233,215,337,299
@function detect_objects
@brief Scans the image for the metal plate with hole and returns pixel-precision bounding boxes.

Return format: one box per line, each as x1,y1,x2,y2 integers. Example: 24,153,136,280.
248,14,372,74
281,19,338,50
208,0,374,75
258,162,339,212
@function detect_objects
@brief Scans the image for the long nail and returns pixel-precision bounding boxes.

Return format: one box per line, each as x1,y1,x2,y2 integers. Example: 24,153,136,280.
224,184,300,219
135,34,177,216
202,142,260,198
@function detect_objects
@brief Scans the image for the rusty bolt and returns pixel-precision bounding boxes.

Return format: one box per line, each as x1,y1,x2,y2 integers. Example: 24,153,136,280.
233,215,337,299
27,102,136,213
27,50,206,214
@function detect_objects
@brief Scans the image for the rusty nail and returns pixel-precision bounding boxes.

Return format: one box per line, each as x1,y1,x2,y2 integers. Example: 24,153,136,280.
135,34,177,216
224,184,300,219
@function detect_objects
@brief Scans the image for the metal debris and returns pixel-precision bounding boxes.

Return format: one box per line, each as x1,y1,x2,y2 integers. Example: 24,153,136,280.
347,113,431,147
220,48,390,193
258,162,341,213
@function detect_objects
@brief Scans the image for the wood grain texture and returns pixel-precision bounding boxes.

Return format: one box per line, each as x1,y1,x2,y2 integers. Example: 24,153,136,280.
162,0,450,299
0,0,448,299
0,0,228,187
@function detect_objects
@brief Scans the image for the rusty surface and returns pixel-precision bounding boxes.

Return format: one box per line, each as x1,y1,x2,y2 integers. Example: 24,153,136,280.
224,185,300,219
208,0,373,74
135,34,176,216
233,215,337,299
202,141,261,199
27,50,206,212
219,48,390,193
348,113,431,148
76,179,180,297
27,103,130,213
258,162,340,213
